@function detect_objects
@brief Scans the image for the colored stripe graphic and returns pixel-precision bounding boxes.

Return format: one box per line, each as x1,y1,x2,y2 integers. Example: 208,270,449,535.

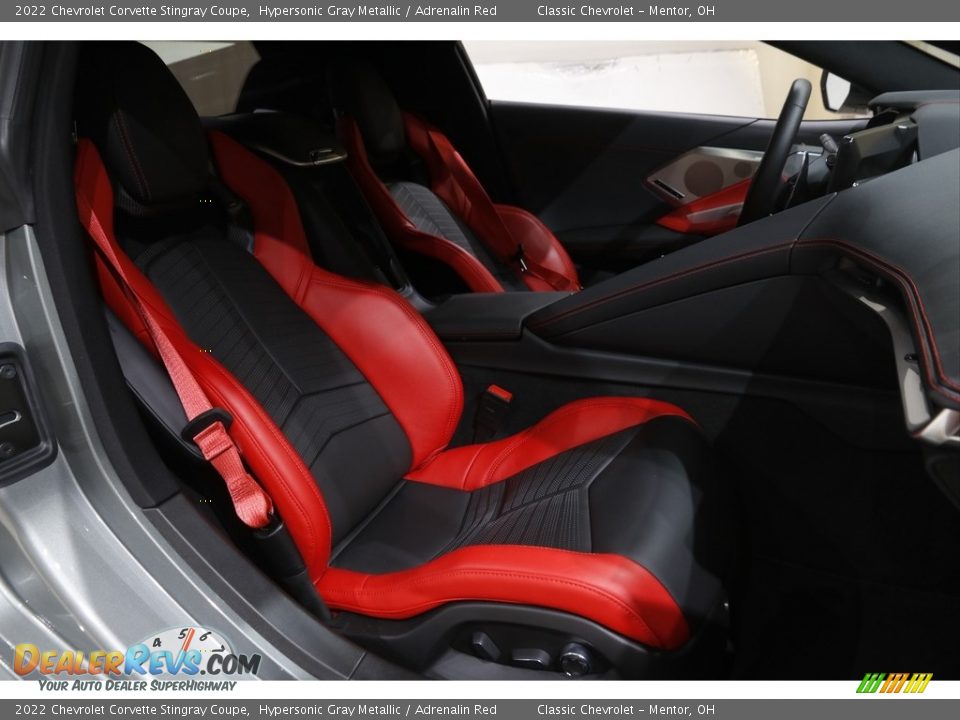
857,672,931,694
857,673,886,693
906,673,933,693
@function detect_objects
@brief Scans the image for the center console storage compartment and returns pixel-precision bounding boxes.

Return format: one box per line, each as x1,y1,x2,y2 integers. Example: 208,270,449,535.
424,292,570,342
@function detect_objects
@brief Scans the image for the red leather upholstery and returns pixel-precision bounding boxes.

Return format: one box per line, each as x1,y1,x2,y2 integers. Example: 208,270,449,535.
321,395,696,649
318,545,688,649
339,113,581,294
79,134,700,651
657,178,752,236
208,131,464,467
340,117,505,293
76,140,334,580
494,204,580,292
408,397,693,491
403,114,580,292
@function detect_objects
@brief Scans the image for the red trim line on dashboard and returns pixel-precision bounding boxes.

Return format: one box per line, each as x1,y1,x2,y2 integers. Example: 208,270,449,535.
530,242,796,331
799,238,960,401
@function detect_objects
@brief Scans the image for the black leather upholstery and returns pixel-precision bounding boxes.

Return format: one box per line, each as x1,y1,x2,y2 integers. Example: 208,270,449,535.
206,112,391,284
237,55,332,120
76,43,211,207
332,417,726,626
914,102,960,160
79,42,729,664
526,196,834,341
796,148,960,407
424,292,571,341
389,181,526,291
328,60,407,167
120,210,413,543
106,310,199,460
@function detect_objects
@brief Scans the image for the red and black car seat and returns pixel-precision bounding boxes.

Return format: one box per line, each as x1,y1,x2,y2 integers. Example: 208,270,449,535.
73,43,728,672
327,62,581,295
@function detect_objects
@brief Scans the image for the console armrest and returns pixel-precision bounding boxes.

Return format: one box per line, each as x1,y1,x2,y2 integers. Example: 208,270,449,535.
424,292,571,341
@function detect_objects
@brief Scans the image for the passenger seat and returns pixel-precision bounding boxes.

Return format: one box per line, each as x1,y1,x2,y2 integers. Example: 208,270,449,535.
74,42,729,677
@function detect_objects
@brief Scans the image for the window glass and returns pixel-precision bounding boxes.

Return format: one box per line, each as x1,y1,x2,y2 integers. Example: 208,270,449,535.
141,41,259,116
463,41,868,120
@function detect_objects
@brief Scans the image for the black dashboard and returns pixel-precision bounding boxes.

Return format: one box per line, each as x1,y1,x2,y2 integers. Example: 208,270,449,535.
433,91,960,451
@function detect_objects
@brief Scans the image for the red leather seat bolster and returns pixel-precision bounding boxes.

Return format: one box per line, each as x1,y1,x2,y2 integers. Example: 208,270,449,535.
75,141,333,580
391,225,505,293
407,397,694,491
318,544,689,649
403,113,581,292
494,203,579,291
296,267,464,467
337,118,505,293
208,131,315,299
208,131,465,467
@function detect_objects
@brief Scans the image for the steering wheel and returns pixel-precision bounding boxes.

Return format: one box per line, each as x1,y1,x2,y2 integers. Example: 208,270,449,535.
738,78,812,226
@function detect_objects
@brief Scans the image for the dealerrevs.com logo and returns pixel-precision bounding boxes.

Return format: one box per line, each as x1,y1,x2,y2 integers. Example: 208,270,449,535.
14,626,261,691
857,673,933,694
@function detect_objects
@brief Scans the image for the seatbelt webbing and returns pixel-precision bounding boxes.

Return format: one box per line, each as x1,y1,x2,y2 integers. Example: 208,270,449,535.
77,191,274,530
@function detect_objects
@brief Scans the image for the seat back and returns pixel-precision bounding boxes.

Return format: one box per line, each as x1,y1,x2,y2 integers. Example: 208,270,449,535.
328,61,580,294
74,42,464,581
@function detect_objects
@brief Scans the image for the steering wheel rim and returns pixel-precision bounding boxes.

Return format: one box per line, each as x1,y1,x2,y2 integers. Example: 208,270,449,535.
738,78,812,226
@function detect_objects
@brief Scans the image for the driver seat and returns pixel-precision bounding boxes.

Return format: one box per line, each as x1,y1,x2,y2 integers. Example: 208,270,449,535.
327,61,581,294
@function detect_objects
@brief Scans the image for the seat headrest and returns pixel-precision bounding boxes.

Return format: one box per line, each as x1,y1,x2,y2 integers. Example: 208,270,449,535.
236,56,333,122
76,42,211,208
327,60,406,165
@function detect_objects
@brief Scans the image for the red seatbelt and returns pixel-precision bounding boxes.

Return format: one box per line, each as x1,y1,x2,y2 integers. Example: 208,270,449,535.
76,185,274,530
406,117,580,293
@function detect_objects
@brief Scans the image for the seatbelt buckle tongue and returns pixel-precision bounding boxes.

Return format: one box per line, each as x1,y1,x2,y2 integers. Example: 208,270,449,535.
181,407,233,444
511,244,529,273
473,385,513,443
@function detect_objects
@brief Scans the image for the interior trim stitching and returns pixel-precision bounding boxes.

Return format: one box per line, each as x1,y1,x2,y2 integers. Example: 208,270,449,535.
531,241,796,331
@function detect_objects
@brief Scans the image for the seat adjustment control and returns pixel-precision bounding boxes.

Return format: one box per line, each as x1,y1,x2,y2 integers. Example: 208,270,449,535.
470,632,501,663
511,648,552,670
558,642,593,677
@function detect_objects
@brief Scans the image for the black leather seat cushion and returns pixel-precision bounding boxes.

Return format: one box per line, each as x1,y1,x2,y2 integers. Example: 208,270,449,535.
331,417,728,628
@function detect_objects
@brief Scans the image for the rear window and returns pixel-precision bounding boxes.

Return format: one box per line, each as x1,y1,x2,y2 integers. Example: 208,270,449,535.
141,41,259,117
463,41,867,120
